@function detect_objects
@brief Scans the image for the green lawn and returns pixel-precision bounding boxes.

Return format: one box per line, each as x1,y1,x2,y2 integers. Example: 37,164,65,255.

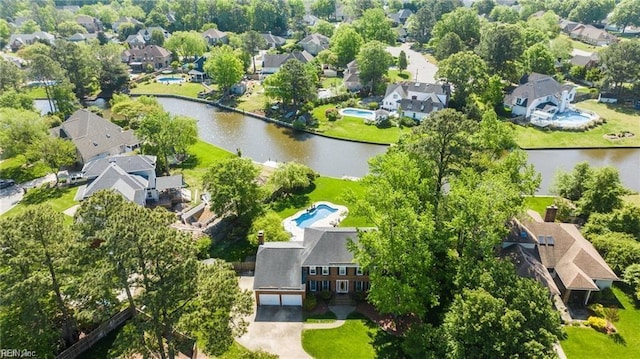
23,86,48,99
131,81,205,98
304,311,338,323
302,313,377,359
523,196,555,217
312,104,409,144
173,140,234,198
1,186,77,219
514,100,640,148
234,84,268,113
321,77,343,89
271,176,371,228
0,155,50,183
561,286,640,359
387,69,411,82
559,34,602,53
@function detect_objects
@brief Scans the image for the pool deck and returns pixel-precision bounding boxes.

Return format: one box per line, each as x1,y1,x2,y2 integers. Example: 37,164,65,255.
283,201,348,241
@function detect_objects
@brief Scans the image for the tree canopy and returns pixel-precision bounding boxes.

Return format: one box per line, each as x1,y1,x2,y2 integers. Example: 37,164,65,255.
354,8,395,45
610,0,640,33
330,25,364,68
164,31,208,59
264,59,318,106
356,40,392,94
204,45,244,94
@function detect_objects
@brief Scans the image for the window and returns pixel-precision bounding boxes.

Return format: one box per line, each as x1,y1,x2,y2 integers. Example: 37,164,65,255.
356,281,363,292
322,280,330,291
310,281,317,292
339,266,346,275
322,266,329,275
309,266,316,275
393,94,398,99
356,267,363,276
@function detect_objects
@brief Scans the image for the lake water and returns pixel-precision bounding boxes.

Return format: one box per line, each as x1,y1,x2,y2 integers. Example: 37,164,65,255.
35,98,640,195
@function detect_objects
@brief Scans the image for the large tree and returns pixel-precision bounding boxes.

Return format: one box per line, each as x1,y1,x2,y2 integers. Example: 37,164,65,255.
202,157,265,219
354,8,395,44
50,40,96,101
577,166,629,217
476,22,524,81
251,0,289,35
330,25,364,68
436,51,489,106
136,112,198,174
599,40,640,94
0,58,24,91
523,43,556,75
204,45,244,94
356,40,392,94
609,0,640,33
430,7,481,50
0,108,47,158
92,42,130,98
164,31,208,60
242,30,267,74
311,0,336,20
406,6,436,45
264,59,318,106
27,136,77,184
268,161,317,196
569,0,615,24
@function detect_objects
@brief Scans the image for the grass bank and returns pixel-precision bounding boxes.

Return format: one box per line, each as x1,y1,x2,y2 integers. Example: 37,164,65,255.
174,140,235,197
561,286,640,358
0,155,49,183
523,196,555,217
513,101,640,148
131,81,205,98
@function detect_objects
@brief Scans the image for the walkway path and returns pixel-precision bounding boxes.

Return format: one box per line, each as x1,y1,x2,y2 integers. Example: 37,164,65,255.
302,305,355,330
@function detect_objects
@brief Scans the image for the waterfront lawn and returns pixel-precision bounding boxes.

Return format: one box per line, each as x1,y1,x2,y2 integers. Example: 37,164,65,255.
513,100,640,148
523,196,555,217
130,81,205,98
0,155,49,183
312,104,408,144
174,140,234,197
561,286,640,359
302,312,377,359
272,176,371,228
2,186,77,219
234,84,268,113
23,86,48,99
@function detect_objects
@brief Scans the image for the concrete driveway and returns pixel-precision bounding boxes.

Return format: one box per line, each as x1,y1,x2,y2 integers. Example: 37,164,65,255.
237,276,311,359
0,173,56,215
386,42,439,83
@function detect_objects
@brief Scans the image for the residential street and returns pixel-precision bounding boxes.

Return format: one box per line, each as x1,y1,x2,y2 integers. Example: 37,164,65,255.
0,173,56,215
386,42,439,83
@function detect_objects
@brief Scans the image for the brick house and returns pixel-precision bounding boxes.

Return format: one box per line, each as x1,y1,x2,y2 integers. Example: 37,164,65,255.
253,227,370,306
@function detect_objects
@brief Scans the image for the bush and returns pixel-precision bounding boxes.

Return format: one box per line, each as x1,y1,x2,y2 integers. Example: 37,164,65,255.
292,118,306,130
303,295,318,311
587,316,608,333
319,291,332,301
195,236,212,260
399,117,418,128
325,108,341,121
588,303,605,318
376,117,393,128
367,102,378,110
353,291,367,302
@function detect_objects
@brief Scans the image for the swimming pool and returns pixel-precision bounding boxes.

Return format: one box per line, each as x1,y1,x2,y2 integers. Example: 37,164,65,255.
293,204,338,228
340,108,375,120
552,111,595,127
157,77,185,84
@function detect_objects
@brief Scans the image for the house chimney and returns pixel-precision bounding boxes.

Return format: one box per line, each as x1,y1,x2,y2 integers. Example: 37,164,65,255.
544,205,558,222
257,230,264,245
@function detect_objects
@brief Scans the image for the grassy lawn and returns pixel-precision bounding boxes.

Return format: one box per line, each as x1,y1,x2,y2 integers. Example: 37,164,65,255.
387,69,411,82
523,196,555,217
321,77,343,88
561,286,640,359
304,311,338,323
234,84,267,113
559,34,602,53
173,140,235,199
23,86,48,99
513,100,640,148
302,313,378,359
2,186,77,219
271,176,371,228
130,81,205,98
0,155,50,183
312,104,409,144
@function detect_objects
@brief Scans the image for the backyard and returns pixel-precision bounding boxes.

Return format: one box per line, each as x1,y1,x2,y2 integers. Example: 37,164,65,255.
130,80,206,98
513,100,640,148
561,286,640,359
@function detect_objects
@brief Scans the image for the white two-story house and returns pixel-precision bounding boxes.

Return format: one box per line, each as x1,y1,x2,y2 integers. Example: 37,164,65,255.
381,81,449,121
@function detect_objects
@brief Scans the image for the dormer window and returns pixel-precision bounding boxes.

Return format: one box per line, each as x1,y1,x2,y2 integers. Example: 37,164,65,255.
515,97,526,106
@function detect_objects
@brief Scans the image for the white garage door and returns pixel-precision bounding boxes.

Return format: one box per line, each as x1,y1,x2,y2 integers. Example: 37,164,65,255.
281,294,302,306
259,294,280,306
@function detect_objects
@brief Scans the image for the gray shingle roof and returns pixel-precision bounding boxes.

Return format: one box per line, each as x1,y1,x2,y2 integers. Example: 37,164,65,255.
299,33,330,47
81,155,156,179
202,28,227,39
79,163,148,205
262,51,314,69
156,175,184,190
302,227,359,266
501,244,561,295
261,33,286,47
504,73,570,108
51,109,138,164
254,243,305,290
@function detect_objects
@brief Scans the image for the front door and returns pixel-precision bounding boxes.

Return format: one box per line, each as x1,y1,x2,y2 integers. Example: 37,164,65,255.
336,280,349,293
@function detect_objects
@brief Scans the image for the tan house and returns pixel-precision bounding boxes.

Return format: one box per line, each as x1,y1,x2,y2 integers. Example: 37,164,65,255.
298,33,330,56
121,45,172,72
570,24,618,46
202,28,228,45
502,215,618,307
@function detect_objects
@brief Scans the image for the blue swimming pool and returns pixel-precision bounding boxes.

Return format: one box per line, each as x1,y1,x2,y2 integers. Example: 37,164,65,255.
553,111,594,126
340,108,375,119
294,204,338,228
157,77,185,84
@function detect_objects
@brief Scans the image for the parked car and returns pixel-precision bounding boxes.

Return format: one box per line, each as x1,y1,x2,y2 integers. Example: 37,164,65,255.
0,179,16,189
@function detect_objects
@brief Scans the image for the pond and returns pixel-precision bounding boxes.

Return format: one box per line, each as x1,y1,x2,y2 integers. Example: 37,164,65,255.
35,99,640,195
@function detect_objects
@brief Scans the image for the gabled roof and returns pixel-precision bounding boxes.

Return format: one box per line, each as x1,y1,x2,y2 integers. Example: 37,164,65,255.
156,175,184,190
522,220,618,291
399,97,444,113
569,53,599,67
126,33,145,44
571,24,617,42
501,244,561,295
82,155,156,179
261,33,286,46
9,32,55,44
51,109,138,163
262,51,314,69
302,227,359,266
202,28,227,39
254,242,305,290
299,33,330,47
76,15,98,25
384,81,446,98
504,73,573,107
128,45,171,58
78,163,148,206
397,8,414,20
303,14,320,25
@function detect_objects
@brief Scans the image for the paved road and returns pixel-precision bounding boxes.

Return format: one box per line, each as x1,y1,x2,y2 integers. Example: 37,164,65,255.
386,42,439,83
0,173,56,215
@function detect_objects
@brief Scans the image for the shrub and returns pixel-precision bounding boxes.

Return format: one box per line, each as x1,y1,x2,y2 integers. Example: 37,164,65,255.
292,118,306,130
587,316,608,333
399,117,418,128
376,117,392,128
353,291,367,302
319,291,332,301
195,236,212,260
367,102,378,110
325,108,341,121
588,303,605,318
303,295,318,311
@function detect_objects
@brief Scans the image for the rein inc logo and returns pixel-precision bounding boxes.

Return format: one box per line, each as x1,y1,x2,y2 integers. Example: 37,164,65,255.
0,349,36,358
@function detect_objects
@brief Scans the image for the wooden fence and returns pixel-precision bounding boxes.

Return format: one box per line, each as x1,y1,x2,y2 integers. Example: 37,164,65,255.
231,261,256,273
56,307,134,359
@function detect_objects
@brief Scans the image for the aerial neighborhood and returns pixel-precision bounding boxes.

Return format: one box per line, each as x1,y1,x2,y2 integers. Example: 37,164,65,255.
1,0,640,358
